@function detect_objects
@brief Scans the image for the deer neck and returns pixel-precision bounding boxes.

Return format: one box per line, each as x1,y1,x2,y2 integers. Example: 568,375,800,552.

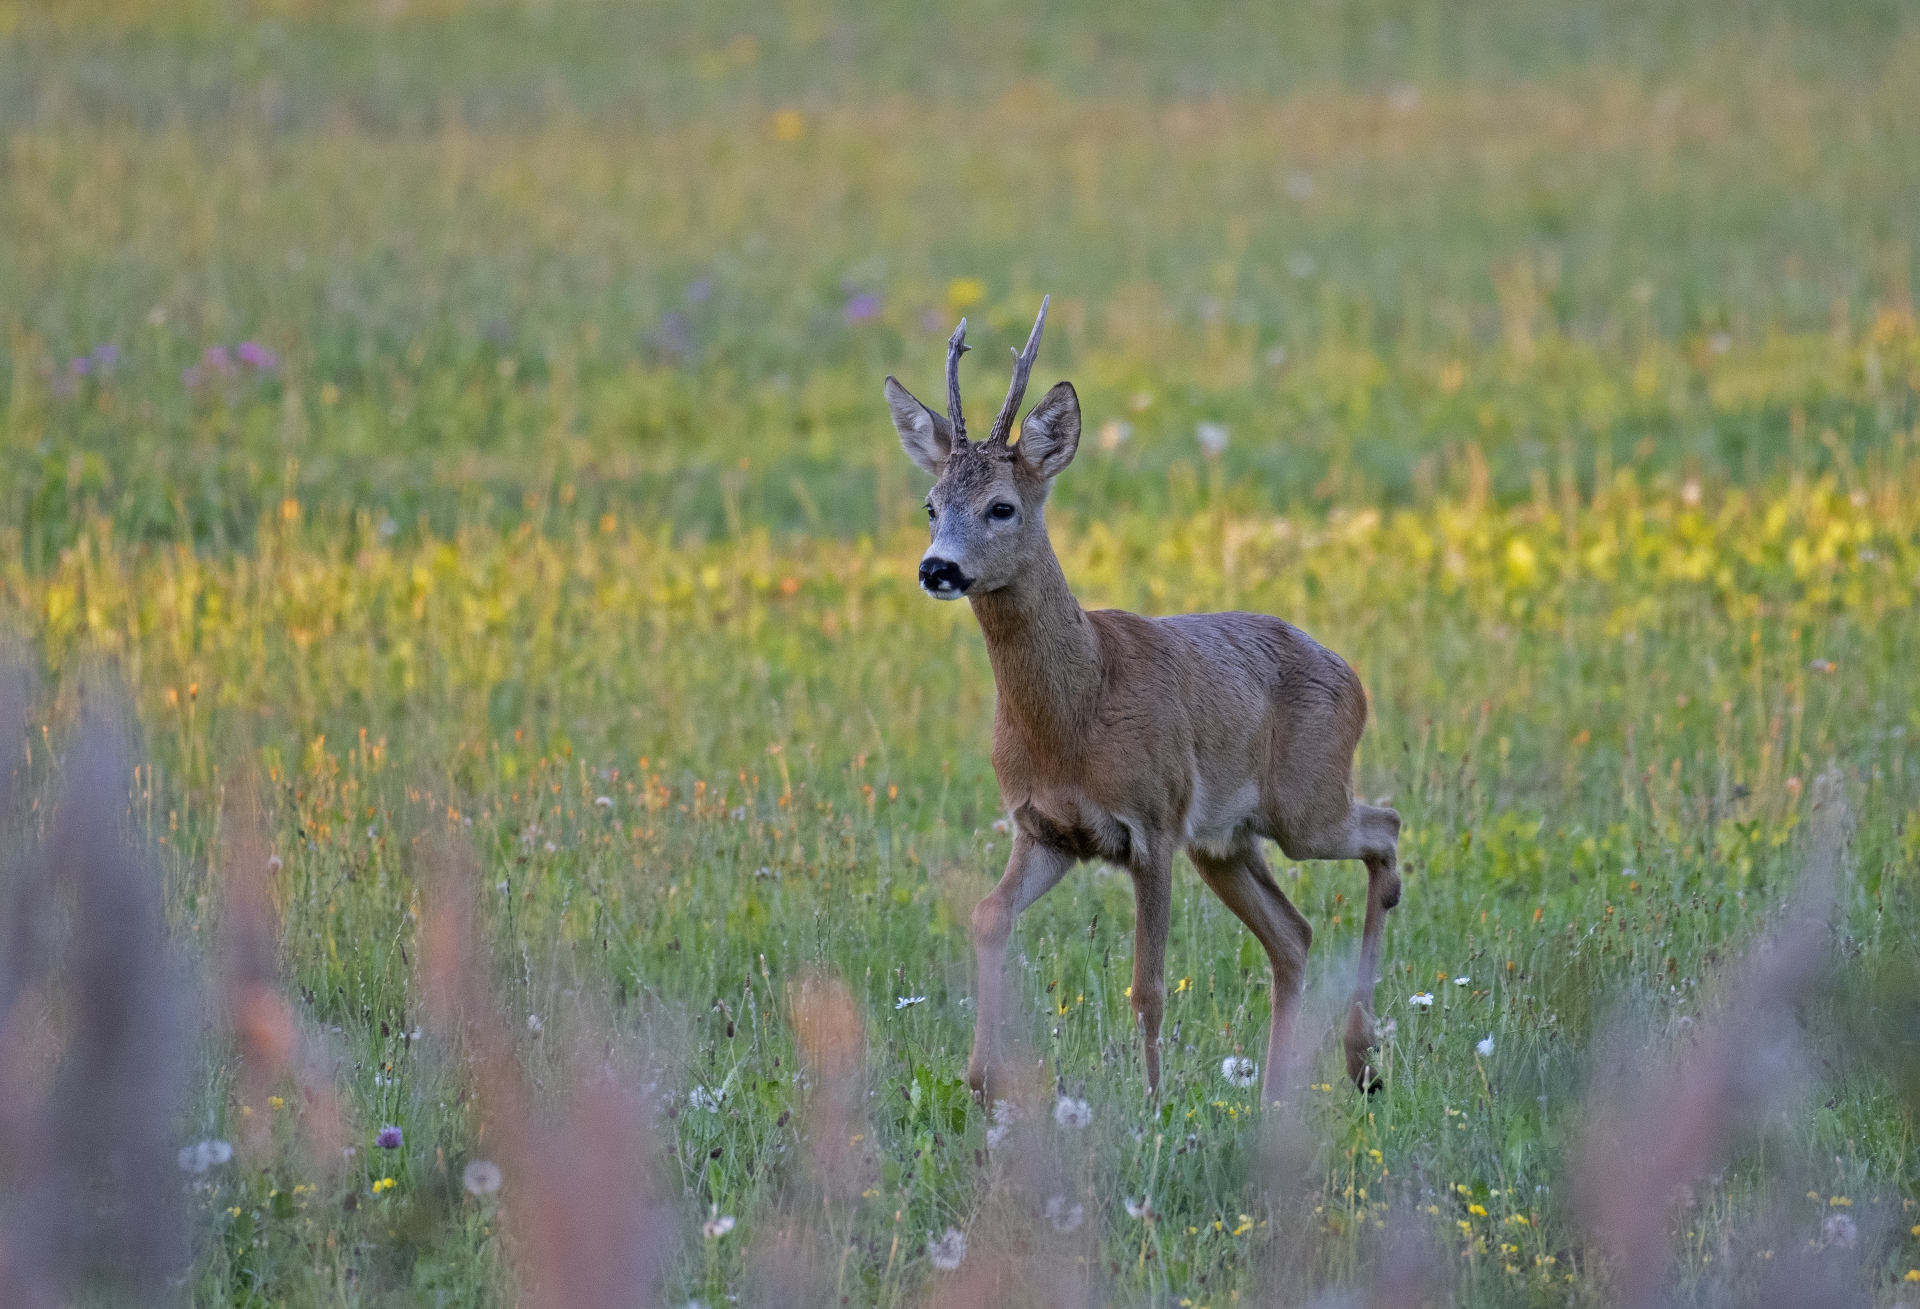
968,537,1099,749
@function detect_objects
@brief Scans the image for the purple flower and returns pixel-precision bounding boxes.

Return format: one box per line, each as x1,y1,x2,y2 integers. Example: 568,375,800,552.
376,1125,403,1150
203,345,234,374
70,356,90,376
843,293,881,324
90,343,119,371
236,341,277,371
685,278,712,305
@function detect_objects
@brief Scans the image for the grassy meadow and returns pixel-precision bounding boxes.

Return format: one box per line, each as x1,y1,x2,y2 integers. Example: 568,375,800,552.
2,1,1920,1305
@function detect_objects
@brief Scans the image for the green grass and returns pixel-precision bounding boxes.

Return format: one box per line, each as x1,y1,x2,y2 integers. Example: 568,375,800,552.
2,2,1919,1305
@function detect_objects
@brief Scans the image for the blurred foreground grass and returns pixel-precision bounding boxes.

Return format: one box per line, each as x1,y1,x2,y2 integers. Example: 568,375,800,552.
1,1,1919,1305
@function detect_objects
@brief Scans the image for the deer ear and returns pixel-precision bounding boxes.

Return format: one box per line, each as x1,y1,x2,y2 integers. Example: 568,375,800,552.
884,377,954,476
1017,381,1080,478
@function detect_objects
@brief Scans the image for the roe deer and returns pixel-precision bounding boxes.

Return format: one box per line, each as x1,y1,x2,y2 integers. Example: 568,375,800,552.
883,298,1401,1099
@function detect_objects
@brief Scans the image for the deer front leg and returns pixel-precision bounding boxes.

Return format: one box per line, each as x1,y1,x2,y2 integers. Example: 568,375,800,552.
1127,846,1174,1096
968,833,1074,1101
1343,806,1403,1092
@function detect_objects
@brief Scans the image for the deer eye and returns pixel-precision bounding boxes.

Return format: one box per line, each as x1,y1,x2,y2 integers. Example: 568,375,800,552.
988,502,1016,521
925,502,936,521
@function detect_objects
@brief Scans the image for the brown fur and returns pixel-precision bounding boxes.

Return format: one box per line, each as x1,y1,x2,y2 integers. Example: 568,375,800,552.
886,305,1400,1099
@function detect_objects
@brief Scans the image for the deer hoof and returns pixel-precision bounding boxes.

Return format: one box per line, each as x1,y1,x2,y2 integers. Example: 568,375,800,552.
966,1058,994,1103
1343,1006,1382,1092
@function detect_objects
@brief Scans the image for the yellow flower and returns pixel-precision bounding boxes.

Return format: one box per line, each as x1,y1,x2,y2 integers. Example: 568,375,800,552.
1905,1270,1920,1282
1468,1204,1488,1217
1829,1196,1851,1207
947,278,987,311
268,1096,285,1110
770,109,804,142
373,1177,396,1193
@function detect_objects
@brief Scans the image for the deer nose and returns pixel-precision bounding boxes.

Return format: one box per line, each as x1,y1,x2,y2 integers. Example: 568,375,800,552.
919,557,972,598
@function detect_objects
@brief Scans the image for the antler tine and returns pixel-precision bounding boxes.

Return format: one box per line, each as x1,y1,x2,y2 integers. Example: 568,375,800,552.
945,318,971,444
986,295,1050,447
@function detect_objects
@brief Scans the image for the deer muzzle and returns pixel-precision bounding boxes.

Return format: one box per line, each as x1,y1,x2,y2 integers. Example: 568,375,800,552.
918,556,973,599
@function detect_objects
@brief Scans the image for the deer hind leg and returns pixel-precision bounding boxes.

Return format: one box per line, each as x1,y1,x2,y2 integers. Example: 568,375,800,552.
1127,842,1174,1095
1272,801,1402,1091
1189,838,1312,1107
968,833,1075,1101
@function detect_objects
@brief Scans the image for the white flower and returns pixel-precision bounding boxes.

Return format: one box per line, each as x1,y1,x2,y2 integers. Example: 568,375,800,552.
462,1159,503,1196
1196,422,1229,456
986,1124,1010,1148
702,1211,736,1239
927,1226,967,1270
595,795,614,808
1821,1213,1857,1248
1409,992,1435,1008
266,854,283,871
544,840,557,853
1124,1194,1154,1220
1045,1194,1085,1233
177,1139,233,1174
986,1099,1020,1148
1053,1096,1092,1129
895,995,927,1010
1453,976,1470,986
1476,1035,1495,1057
730,807,746,821
688,1085,725,1112
526,1013,544,1035
1220,1056,1258,1088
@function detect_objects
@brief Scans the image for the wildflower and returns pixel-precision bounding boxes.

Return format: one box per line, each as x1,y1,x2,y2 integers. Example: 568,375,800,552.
1196,423,1229,456
685,278,712,304
1220,1056,1258,1088
235,341,278,370
1054,1096,1092,1129
543,840,557,853
267,1096,285,1110
372,1177,396,1193
177,1139,234,1174
730,807,746,821
463,1159,503,1196
895,995,927,1010
688,1085,725,1112
1905,1270,1920,1283
986,1099,1020,1148
1822,1214,1857,1248
1125,1194,1154,1221
267,854,283,871
843,293,882,324
376,1125,403,1150
1476,1035,1495,1057
946,277,987,311
595,795,614,807
1045,1194,1085,1233
702,1210,736,1239
1453,976,1470,985
927,1226,967,1269
527,1013,544,1034
1409,992,1435,1008
1098,420,1132,450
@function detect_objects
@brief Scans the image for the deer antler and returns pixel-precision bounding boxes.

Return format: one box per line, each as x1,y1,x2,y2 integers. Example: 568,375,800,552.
945,319,971,445
986,295,1050,447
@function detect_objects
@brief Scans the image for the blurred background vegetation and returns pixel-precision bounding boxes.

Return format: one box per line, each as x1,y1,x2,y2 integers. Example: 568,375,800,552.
2,0,1916,559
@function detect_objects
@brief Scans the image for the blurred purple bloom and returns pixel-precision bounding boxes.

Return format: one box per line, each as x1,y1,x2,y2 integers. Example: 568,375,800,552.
236,341,277,371
181,366,202,390
203,345,235,374
685,278,712,305
90,343,119,371
844,293,881,324
376,1125,403,1150
70,356,90,376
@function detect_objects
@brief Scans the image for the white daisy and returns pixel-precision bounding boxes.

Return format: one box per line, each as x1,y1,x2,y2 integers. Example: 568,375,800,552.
1409,992,1435,1008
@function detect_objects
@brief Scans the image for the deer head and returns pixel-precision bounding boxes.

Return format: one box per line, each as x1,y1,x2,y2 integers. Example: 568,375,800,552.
883,297,1081,599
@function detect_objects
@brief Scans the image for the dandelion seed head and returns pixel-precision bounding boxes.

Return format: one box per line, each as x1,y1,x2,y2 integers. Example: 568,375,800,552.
177,1139,233,1174
927,1226,967,1270
463,1159,503,1195
1220,1055,1258,1088
1476,1035,1495,1057
1045,1194,1085,1233
1053,1096,1092,1129
702,1212,736,1239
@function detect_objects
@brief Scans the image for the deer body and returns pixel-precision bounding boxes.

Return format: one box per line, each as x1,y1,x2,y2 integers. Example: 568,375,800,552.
885,301,1400,1099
